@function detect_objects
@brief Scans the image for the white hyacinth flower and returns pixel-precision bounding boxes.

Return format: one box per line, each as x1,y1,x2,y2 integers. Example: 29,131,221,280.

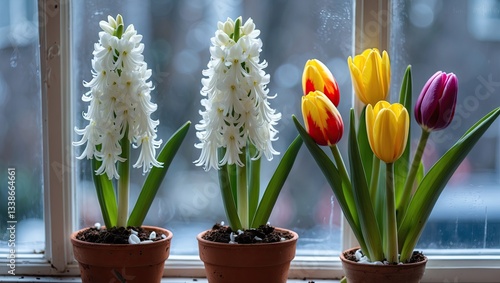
74,15,163,180
195,17,281,171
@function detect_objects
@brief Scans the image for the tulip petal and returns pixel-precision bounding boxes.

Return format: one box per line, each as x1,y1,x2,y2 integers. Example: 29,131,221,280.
348,56,367,104
302,64,323,96
363,52,381,103
419,74,444,128
381,50,391,96
394,107,409,160
436,74,458,129
365,104,375,148
376,109,397,163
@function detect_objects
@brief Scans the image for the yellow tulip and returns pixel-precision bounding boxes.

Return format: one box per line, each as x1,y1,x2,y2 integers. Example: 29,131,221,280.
348,48,390,106
365,101,409,163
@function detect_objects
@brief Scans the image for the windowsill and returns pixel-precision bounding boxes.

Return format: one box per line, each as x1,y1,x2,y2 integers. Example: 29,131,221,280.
0,277,341,283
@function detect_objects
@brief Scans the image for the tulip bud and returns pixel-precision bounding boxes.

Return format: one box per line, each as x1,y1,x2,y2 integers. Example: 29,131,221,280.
302,59,340,106
301,90,344,146
414,71,458,131
366,101,409,163
348,48,390,106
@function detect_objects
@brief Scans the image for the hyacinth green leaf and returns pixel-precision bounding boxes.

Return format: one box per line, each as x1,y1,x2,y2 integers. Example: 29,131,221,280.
92,156,117,228
127,121,191,227
348,109,384,262
292,115,370,256
251,135,302,227
395,65,412,204
398,107,500,262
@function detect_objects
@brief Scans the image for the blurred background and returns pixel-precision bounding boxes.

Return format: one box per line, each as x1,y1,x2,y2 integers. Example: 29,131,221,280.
0,0,499,257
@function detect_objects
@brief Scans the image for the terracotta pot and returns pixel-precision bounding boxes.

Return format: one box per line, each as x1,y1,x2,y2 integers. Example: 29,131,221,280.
197,228,298,283
340,247,428,283
71,226,172,283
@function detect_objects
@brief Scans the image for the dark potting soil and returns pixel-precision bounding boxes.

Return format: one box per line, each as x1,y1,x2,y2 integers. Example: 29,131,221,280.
202,223,294,244
343,248,427,264
75,226,163,244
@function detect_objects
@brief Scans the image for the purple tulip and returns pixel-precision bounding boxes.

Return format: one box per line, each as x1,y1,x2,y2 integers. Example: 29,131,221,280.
414,71,458,131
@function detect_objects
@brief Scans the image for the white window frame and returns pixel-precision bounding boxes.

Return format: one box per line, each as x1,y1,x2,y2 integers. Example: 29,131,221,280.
0,0,499,281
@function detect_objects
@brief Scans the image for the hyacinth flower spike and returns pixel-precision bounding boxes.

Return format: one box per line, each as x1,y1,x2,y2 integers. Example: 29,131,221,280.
195,17,302,231
74,15,190,232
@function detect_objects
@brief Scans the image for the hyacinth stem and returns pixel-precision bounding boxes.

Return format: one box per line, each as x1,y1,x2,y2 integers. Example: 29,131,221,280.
237,150,249,229
385,162,398,263
248,144,260,226
398,128,430,224
117,127,130,227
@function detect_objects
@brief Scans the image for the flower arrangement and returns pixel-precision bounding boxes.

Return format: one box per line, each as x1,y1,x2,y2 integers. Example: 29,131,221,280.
73,15,190,234
195,16,302,232
294,48,500,263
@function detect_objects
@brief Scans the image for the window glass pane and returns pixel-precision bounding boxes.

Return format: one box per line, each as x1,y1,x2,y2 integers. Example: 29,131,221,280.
392,0,500,252
0,0,44,254
72,0,352,256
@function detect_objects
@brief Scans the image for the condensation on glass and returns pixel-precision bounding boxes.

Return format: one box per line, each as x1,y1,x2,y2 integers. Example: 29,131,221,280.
71,0,353,256
0,0,44,254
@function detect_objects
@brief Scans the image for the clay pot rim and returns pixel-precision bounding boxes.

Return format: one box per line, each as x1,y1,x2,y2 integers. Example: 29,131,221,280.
196,227,299,247
339,247,428,267
70,225,173,248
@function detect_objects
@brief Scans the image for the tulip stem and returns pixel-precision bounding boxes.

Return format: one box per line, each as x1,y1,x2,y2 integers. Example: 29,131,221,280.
398,128,430,224
385,162,398,263
331,145,350,184
369,157,380,203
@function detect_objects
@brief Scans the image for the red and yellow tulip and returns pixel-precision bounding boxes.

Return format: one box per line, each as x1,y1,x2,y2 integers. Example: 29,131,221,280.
301,90,344,146
302,59,340,106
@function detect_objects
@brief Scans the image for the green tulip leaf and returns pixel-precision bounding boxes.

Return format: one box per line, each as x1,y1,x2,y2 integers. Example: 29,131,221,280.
293,115,370,255
357,107,374,184
348,109,384,261
395,66,413,202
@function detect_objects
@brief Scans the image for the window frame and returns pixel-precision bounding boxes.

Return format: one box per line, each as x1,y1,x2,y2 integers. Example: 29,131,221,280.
1,0,499,281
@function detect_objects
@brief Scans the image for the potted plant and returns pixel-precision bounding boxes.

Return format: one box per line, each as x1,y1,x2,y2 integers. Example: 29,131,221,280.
71,14,190,283
294,49,500,283
194,16,302,283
